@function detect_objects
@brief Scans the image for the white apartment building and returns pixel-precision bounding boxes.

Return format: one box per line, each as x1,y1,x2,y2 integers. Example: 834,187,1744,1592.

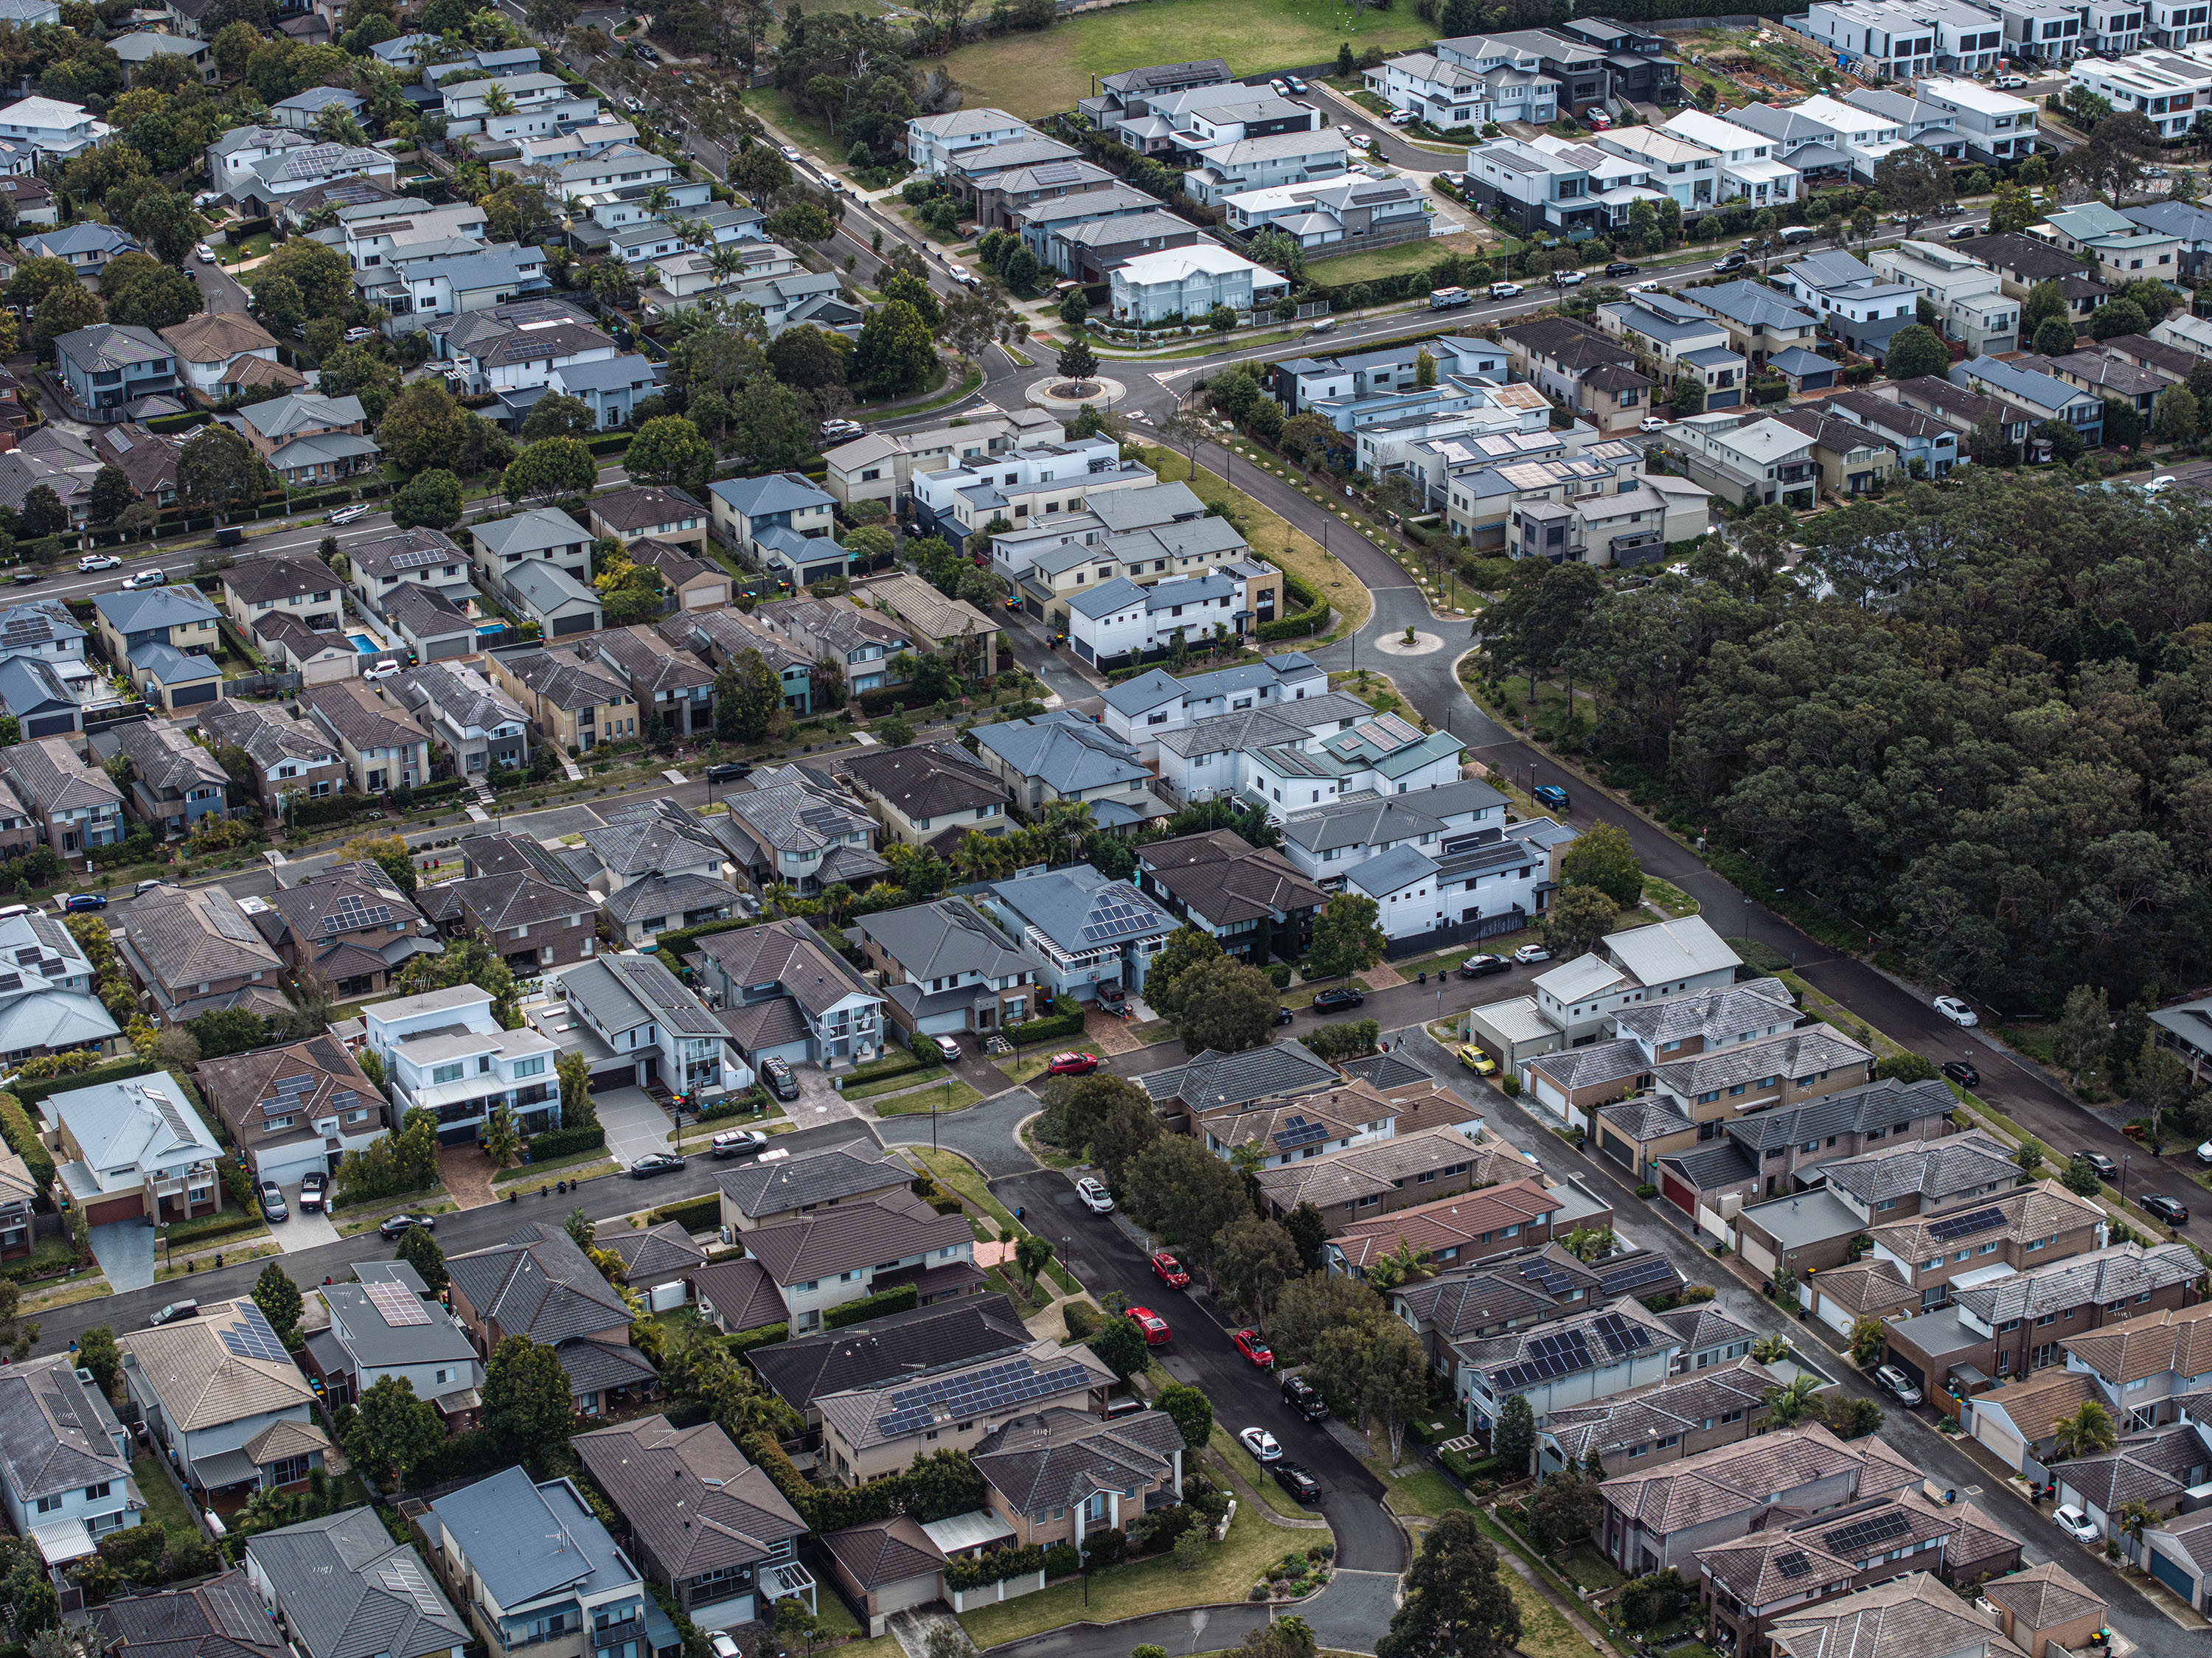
1065,568,1247,664
1913,75,2039,161
1799,0,2006,77
1430,32,1564,123
1107,244,1293,325
1786,94,1911,176
912,433,1156,549
1996,0,2085,60
1660,109,1800,205
2147,0,2211,45
364,983,564,1139
2068,49,2212,136
1871,239,2021,355
0,95,110,158
439,72,599,139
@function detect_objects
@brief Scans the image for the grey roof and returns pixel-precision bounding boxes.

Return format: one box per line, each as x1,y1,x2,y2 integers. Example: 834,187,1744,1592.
245,1508,467,1658
347,526,464,582
389,661,527,736
1152,694,1372,760
696,918,877,1020
988,864,1171,953
600,871,741,927
299,680,430,757
1344,843,1439,898
87,1570,288,1658
817,1344,1113,1454
591,484,703,533
117,719,231,799
445,1219,630,1344
1815,1130,2017,1208
716,1138,908,1219
600,1220,705,1282
742,1191,972,1289
1652,1024,1871,1102
122,885,282,989
860,899,1037,983
1727,1076,1952,1149
573,1416,803,1578
223,554,339,607
562,954,726,1041
970,1405,1184,1517
471,506,591,560
507,560,601,619
1138,1042,1342,1109
382,583,474,644
428,1470,633,1608
504,647,629,713
1948,1241,2204,1326
94,584,219,635
198,700,339,771
970,710,1148,793
324,1282,477,1369
1281,779,1506,851
721,773,874,859
1611,977,1798,1048
0,1353,130,1506
747,1293,1029,1413
839,742,1009,821
33,225,142,263
1736,1186,1866,1251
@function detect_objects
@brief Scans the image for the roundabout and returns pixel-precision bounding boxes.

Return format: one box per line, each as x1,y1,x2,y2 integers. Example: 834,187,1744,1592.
1373,629,1447,656
1027,373,1130,414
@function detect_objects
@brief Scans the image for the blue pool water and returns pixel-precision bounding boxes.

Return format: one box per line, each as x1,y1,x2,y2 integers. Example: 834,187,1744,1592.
348,633,379,653
476,623,504,637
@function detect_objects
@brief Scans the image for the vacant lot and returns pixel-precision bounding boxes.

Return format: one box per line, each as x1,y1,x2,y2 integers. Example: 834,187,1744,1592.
1305,231,1487,289
942,0,1431,119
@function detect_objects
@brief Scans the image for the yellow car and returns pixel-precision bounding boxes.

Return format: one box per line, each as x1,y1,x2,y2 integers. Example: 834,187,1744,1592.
1455,1045,1498,1077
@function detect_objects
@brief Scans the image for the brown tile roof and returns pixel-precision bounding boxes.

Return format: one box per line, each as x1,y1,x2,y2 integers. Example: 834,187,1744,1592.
2059,1300,2212,1384
1980,1561,2104,1631
224,554,341,607
821,1516,942,1593
298,680,430,756
741,1189,972,1288
1768,1571,2031,1658
838,742,1009,823
1138,829,1329,927
591,484,703,534
690,1258,787,1333
1970,1369,2101,1447
160,312,279,364
125,882,283,990
1327,1176,1564,1272
572,1416,803,1577
1601,1424,1917,1538
196,1032,379,1156
1544,1356,1783,1466
1251,1125,1526,1214
1868,1178,2104,1265
1806,1258,1913,1317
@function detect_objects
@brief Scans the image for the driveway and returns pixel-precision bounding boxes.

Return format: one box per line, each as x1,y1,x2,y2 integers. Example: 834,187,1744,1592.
596,1086,675,1168
85,1219,155,1292
271,1184,341,1253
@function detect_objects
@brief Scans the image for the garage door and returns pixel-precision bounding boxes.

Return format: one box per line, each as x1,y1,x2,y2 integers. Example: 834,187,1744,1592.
2150,1547,2197,1603
592,1059,640,1090
83,1193,142,1227
254,1148,327,1188
1660,1170,1696,1216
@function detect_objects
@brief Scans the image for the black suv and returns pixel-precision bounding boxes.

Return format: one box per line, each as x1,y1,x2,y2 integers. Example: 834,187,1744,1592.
1310,986,1366,1014
762,1057,800,1101
1273,1462,1321,1503
1281,1373,1330,1422
1604,261,1638,278
1459,954,1509,980
2139,1193,2189,1227
706,762,753,784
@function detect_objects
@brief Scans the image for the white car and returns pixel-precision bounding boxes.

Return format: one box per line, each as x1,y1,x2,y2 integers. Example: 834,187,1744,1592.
1267,78,1289,96
193,242,215,263
1239,1427,1282,1463
1638,416,1669,433
1345,133,1374,150
2053,1505,2101,1544
709,1636,741,1658
77,554,120,571
2146,474,2177,494
1994,74,2027,88
1387,108,1416,125
363,658,402,680
343,326,373,343
947,265,978,288
1933,995,1978,1028
1074,1177,1114,1214
932,1033,962,1062
1512,944,1551,965
191,191,220,209
780,144,803,161
121,568,167,590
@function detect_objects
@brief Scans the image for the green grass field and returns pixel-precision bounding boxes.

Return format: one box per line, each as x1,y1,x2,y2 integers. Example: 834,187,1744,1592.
940,0,1432,119
1304,232,1488,289
866,1079,984,1116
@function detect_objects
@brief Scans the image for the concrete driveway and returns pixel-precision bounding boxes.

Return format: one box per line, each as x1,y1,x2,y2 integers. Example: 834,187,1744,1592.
273,1184,340,1253
85,1219,155,1292
596,1087,675,1168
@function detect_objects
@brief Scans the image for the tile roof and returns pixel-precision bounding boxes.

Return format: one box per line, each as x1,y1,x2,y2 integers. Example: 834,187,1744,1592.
347,526,465,582
592,484,703,533
747,1293,1029,1411
1949,1240,2202,1326
2059,1301,2212,1386
198,700,340,772
1973,1368,2102,1448
1610,976,1797,1048
816,1342,1114,1452
116,1298,317,1432
124,883,282,989
115,718,229,799
428,1470,630,1608
1543,1356,1783,1465
970,710,1148,793
1805,1258,1913,1317
1652,1023,1872,1100
1767,1572,2030,1658
1328,1177,1566,1273
2053,1420,2212,1511
859,897,1036,984
716,1138,909,1219
1817,1129,2016,1209
94,584,220,637
445,1219,631,1345
1137,1042,1343,1111
1391,1242,1610,1338
389,661,526,737
1526,1037,1648,1095
222,554,338,607
1137,830,1329,927
971,1405,1185,1516
504,646,632,713
573,1415,804,1578
1252,1125,1529,1212
159,313,279,364
697,919,877,1020
839,742,1009,822
742,1188,971,1286
1455,1295,1678,1388
88,1570,291,1658
382,583,474,643
1870,1178,2105,1265
298,681,429,756
821,1516,943,1592
1602,1424,1919,1540
196,1033,378,1157
1727,1076,1952,1150
689,1257,789,1333
0,1351,131,1506
1979,1562,2104,1632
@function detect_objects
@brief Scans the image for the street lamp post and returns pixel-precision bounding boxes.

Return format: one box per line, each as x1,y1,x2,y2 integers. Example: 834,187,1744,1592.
2120,1154,2132,1205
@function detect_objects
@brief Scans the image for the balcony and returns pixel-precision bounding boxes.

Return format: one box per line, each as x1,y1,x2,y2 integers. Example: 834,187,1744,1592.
591,1617,644,1651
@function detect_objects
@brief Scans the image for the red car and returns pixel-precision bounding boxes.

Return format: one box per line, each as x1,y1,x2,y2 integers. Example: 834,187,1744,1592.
1233,1328,1274,1368
1150,1251,1189,1289
1126,1306,1172,1345
1046,1051,1099,1076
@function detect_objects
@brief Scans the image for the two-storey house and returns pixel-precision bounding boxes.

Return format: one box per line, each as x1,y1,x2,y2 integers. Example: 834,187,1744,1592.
855,898,1046,1040
298,680,431,797
198,1030,386,1190
116,1298,328,1499
718,767,887,896
428,1469,651,1658
389,661,532,779
365,983,563,1142
445,1224,655,1413
0,1351,141,1546
115,882,286,1024
488,647,640,753
246,1507,469,1658
693,919,887,1071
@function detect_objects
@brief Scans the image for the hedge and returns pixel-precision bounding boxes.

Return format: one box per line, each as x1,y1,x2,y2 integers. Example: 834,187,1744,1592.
856,685,927,717
1259,568,1330,641
1004,995,1084,1046
725,1321,787,1357
697,1086,771,1123
644,915,760,961
823,1283,919,1329
648,1194,720,1233
0,1094,52,1199
946,1542,1047,1591
527,1123,606,1162
13,1059,169,1109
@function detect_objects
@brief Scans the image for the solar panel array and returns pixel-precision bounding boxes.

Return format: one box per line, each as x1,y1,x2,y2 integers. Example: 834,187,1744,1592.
1490,1328,1596,1392
144,1087,198,1147
873,1356,1097,1440
1822,1508,1913,1560
1591,1312,1653,1358
1596,1256,1677,1298
1926,1205,2005,1243
1082,888,1162,942
260,1073,319,1120
1273,1114,1329,1151
1518,1255,1579,1296
319,891,396,936
382,547,448,572
1773,1550,1812,1580
377,1555,448,1617
365,1280,431,1327
220,1302,291,1365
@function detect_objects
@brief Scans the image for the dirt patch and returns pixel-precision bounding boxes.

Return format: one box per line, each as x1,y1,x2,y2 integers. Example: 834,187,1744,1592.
1084,1008,1148,1054
438,1143,499,1210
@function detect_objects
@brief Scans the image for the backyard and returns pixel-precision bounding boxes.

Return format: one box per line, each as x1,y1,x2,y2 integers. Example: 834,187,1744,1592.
939,0,1432,119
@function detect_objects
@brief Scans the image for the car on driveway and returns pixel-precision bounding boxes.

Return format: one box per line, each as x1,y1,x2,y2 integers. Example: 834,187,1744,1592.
1455,1045,1498,1077
1639,416,1669,433
1151,1250,1189,1289
713,1129,768,1158
1281,1373,1329,1421
1046,1051,1099,1076
1531,783,1571,812
2078,1151,2118,1181
1512,944,1551,964
1273,1462,1321,1502
1233,1328,1273,1368
1075,1177,1114,1213
1874,1363,1923,1405
932,1034,964,1062
1126,1306,1172,1345
1460,953,1508,979
1310,986,1365,1014
761,1056,799,1101
2140,1193,2189,1227
2197,1138,2212,1167
1274,1006,1295,1025
2053,1505,2101,1543
258,1181,288,1222
1239,1427,1281,1462
630,1153,686,1178
1941,1059,1980,1087
378,1213,436,1239
299,1171,326,1212
1933,995,1978,1027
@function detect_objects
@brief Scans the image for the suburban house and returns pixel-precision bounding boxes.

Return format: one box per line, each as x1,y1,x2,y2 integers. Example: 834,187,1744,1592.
838,744,1012,854
389,661,532,779
424,1469,653,1658
717,767,887,896
116,1298,330,1500
0,908,119,1073
195,700,345,819
196,1031,386,1189
113,882,287,1025
748,1294,1032,1428
246,1507,469,1658
1,736,122,856
364,983,563,1141
1537,1356,1783,1478
1439,1295,1680,1440
815,1342,1114,1485
161,312,285,403
299,681,433,796
549,954,749,1101
218,554,342,635
589,484,707,554
1135,829,1329,966
967,711,1166,826
108,718,229,841
979,864,1174,1003
971,1406,1186,1545
1253,1125,1535,1235
251,858,439,1000
854,899,1046,1040
488,647,640,754
692,920,887,1071
91,1575,289,1658
712,1138,911,1236
445,1222,660,1415
1770,1575,2050,1658
302,1266,484,1423
1324,1176,1595,1288
0,1350,140,1550
724,1188,980,1336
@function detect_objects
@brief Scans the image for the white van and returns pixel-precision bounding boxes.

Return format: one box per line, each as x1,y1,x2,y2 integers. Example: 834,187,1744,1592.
0,905,28,921
327,504,369,526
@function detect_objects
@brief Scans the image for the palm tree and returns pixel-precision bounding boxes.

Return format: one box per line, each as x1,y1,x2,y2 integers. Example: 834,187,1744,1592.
1366,1238,1436,1291
2112,1499,2159,1559
706,243,748,285
2051,1400,2118,1461
481,83,518,118
647,184,673,217
1750,1332,1792,1365
1760,1375,1826,1429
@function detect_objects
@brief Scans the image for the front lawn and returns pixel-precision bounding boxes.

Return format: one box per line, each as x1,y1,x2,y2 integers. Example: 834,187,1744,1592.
842,1065,949,1101
938,0,1430,118
866,1079,984,1117
993,1050,1058,1088
1377,1463,1472,1518
954,1488,1315,1645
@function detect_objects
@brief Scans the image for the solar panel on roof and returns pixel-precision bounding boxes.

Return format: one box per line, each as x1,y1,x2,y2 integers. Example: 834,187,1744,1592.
365,1279,431,1326
219,1303,291,1365
1822,1509,1913,1560
1925,1205,2005,1243
1273,1115,1329,1150
1597,1256,1676,1296
1773,1550,1812,1579
1519,1256,1577,1295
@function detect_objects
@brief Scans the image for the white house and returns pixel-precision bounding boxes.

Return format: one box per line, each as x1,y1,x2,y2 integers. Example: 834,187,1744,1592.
439,72,599,139
1065,570,1244,666
1277,779,1512,889
1108,245,1291,326
1364,50,1496,129
2067,49,2212,139
364,983,563,1140
1242,715,1468,821
1097,652,1332,750
1781,93,1910,178
905,108,1032,173
0,96,111,158
1912,74,2039,161
1660,108,1799,206
0,1353,139,1551
1590,125,1723,212
1183,130,1349,205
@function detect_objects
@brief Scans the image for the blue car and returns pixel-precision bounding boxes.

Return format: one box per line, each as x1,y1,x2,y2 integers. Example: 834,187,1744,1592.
1531,784,1571,813
59,894,107,913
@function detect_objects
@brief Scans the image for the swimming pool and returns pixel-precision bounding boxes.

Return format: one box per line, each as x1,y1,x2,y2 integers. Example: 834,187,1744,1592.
348,633,380,653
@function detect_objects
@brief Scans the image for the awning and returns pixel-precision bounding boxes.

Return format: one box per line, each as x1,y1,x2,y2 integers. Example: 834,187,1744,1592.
189,1446,262,1491
921,1510,1018,1556
30,1518,95,1565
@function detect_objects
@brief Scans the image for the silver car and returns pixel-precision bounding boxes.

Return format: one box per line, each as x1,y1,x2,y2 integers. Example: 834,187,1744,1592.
1874,1364,1923,1405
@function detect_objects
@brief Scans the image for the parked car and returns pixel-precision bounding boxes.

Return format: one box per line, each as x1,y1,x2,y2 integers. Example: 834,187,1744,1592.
1126,1306,1172,1345
1310,986,1365,1014
762,1057,800,1101
932,1034,963,1062
1512,944,1551,964
1459,953,1509,979
78,554,120,571
2053,1505,2101,1543
780,144,803,161
1604,262,1638,278
1046,1051,1099,1076
1150,1251,1189,1289
122,568,167,589
709,1636,741,1658
1455,1045,1499,1077
343,327,373,343
58,894,107,913
1639,416,1669,433
704,762,754,784
1531,783,1571,812
378,1212,437,1239
148,1300,200,1326
1941,1059,1980,1087
630,1153,686,1178
1712,251,1747,273
1387,108,1416,125
298,1171,326,1212
2197,1138,2212,1167
1489,281,1523,299
1281,1373,1329,1421
328,504,369,526
1273,1462,1321,1502
10,571,35,585
1933,995,1978,1027
820,418,864,442
1582,105,1611,126
1239,1427,1281,1463
362,659,401,681
1284,75,1307,94
2079,1151,2119,1180
945,264,978,288
1344,132,1374,150
1874,1363,1923,1404
2146,474,2177,495
1946,222,1986,240
194,242,215,262
712,1129,769,1158
2139,1193,2189,1226
135,879,169,895
1075,1176,1114,1213
1994,74,2027,88
1307,318,1335,334
259,1180,288,1222
1232,1328,1273,1368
